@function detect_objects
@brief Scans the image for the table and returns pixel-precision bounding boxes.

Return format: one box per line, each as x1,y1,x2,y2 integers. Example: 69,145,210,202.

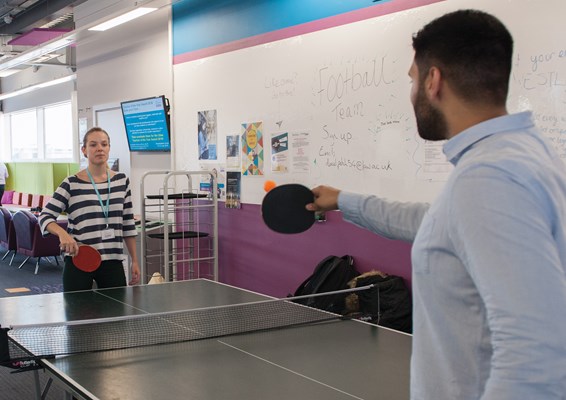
0,279,411,399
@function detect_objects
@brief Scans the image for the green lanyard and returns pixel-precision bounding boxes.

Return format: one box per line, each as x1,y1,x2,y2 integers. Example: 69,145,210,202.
86,168,111,228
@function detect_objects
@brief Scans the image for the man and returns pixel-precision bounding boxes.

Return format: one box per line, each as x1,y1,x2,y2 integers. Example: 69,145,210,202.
307,10,566,399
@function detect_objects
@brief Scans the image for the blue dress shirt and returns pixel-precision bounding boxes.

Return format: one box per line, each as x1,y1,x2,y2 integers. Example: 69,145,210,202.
339,112,566,399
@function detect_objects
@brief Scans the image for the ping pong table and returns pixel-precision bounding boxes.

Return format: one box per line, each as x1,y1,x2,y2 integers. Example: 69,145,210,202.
0,279,411,399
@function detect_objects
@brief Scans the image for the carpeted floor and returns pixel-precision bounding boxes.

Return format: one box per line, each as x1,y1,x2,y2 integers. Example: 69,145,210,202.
0,251,67,398
0,366,66,400
0,252,64,298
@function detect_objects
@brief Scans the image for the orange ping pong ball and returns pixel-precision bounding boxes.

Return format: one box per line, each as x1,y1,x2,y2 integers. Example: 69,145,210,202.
264,180,277,192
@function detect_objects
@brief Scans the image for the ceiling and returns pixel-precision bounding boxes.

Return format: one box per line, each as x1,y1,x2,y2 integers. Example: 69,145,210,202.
0,0,87,75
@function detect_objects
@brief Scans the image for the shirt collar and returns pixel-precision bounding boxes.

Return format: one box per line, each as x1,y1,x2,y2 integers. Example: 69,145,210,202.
443,111,534,165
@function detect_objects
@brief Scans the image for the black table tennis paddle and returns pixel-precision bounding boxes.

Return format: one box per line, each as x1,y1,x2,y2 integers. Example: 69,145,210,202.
261,183,315,234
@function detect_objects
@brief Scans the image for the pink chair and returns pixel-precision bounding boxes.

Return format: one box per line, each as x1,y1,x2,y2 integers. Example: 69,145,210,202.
12,192,22,206
1,190,14,206
31,194,43,209
41,195,52,208
19,193,32,207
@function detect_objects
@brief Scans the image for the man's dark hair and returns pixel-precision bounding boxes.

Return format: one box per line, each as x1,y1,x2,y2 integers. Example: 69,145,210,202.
412,9,513,106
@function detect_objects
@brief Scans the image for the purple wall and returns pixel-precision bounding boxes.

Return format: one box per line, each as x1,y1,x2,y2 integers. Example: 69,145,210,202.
217,202,412,298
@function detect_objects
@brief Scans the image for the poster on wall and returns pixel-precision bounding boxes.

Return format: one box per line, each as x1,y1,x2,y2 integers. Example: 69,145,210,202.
270,132,289,173
199,164,226,200
226,134,240,168
291,131,310,173
198,109,218,160
241,121,264,175
226,171,242,208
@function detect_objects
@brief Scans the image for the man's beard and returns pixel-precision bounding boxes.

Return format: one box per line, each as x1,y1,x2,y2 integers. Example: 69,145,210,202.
413,84,448,141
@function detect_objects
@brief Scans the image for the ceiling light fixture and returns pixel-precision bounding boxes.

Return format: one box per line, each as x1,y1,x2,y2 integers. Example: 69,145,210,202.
0,74,76,101
88,7,157,32
0,2,164,75
0,35,75,72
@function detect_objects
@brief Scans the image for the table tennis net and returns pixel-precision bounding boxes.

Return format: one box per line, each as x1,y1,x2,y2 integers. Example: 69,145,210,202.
1,286,371,363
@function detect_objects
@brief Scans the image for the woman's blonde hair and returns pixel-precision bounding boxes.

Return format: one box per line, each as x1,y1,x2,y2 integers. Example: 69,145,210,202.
82,127,110,148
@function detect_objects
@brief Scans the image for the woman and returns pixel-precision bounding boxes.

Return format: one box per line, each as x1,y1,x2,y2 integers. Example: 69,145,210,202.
39,127,140,291
0,161,8,206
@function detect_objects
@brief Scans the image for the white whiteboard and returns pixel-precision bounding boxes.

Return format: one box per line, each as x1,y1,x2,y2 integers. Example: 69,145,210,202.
173,0,566,204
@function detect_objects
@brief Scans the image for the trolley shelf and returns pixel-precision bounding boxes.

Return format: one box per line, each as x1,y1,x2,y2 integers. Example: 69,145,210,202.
148,231,209,240
140,170,218,283
146,193,208,200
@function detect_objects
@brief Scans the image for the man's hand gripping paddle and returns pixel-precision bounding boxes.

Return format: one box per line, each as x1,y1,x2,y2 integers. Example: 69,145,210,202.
261,182,315,234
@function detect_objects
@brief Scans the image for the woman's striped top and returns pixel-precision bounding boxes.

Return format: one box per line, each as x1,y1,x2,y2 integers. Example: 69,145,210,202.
39,173,137,261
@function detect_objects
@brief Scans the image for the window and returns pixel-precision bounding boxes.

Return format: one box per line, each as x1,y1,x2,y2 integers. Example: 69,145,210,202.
11,109,38,160
8,101,74,161
44,103,73,159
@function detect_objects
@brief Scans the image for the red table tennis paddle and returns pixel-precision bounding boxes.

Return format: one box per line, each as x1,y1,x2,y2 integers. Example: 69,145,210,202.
72,245,102,272
261,183,315,234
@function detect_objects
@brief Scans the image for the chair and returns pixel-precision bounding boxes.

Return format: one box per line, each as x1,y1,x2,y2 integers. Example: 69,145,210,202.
30,194,44,209
19,193,32,207
12,192,22,206
41,195,52,208
0,207,17,265
12,210,66,274
1,190,14,206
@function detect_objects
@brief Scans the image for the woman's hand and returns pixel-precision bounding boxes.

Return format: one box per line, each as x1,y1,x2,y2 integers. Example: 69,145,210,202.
129,261,141,285
55,229,79,256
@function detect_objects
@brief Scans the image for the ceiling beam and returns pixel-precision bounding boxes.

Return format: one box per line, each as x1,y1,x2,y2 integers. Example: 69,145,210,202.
0,0,87,35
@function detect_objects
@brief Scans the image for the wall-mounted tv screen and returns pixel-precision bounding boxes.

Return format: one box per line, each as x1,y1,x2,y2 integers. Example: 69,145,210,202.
121,95,171,152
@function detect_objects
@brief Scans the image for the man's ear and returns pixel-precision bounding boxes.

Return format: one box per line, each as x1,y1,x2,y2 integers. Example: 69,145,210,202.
425,66,442,102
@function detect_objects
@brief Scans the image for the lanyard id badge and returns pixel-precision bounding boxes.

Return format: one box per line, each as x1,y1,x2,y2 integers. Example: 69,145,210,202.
87,168,114,240
101,228,115,240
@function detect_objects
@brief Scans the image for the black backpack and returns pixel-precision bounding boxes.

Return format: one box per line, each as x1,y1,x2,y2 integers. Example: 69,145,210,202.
345,272,412,333
293,255,359,314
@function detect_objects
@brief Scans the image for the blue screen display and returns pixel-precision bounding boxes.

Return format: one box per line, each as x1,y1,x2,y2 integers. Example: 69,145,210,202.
121,96,171,152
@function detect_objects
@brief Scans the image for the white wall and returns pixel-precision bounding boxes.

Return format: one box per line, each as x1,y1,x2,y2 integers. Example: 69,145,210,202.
74,1,173,214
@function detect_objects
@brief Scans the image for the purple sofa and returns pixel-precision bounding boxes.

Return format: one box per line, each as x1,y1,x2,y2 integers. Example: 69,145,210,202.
12,210,67,274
